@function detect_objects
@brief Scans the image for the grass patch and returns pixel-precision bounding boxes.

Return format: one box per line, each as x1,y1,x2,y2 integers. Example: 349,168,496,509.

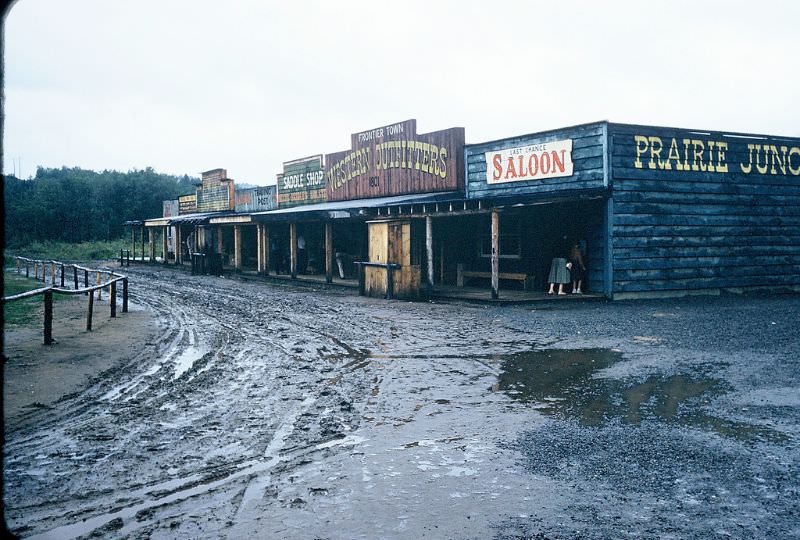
4,239,129,267
2,272,64,326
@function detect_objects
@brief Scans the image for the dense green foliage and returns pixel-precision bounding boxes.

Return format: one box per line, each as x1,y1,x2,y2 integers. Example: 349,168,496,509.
4,167,196,247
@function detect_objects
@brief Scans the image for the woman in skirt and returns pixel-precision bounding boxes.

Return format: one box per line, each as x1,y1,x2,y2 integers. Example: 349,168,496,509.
547,255,571,295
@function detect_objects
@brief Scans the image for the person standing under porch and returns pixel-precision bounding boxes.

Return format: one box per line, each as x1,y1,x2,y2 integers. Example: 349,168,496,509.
569,242,587,294
547,255,571,295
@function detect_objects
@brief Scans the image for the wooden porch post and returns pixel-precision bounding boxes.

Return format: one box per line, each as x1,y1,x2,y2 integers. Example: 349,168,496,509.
176,224,182,264
162,226,168,262
140,226,145,262
325,222,334,284
491,210,500,300
289,222,297,279
234,225,242,271
264,225,271,275
217,226,224,255
149,228,156,263
131,226,136,261
426,216,434,288
256,223,263,274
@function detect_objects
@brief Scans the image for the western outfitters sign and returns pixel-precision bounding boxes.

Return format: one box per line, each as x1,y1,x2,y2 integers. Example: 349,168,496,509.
277,155,326,208
325,119,465,201
486,139,574,184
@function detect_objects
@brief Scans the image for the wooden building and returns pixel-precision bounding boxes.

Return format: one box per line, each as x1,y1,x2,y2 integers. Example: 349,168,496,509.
130,120,800,301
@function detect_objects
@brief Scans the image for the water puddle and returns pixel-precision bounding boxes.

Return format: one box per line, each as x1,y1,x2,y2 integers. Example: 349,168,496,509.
495,349,782,442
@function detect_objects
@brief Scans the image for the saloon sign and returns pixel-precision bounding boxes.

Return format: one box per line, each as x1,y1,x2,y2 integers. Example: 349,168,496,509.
326,119,465,201
486,139,574,184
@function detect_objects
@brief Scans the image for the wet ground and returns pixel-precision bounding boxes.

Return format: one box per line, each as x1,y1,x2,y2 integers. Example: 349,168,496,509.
3,265,799,539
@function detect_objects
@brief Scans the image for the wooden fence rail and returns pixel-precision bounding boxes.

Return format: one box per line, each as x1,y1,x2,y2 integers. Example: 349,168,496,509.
3,256,129,345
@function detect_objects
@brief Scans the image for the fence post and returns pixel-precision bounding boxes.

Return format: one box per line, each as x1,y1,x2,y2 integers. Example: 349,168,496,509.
86,291,94,331
120,249,124,267
60,263,65,288
110,281,117,318
96,271,102,300
43,290,53,345
33,262,38,280
26,260,30,278
16,258,20,274
123,278,129,313
84,269,89,294
51,262,56,285
73,266,79,289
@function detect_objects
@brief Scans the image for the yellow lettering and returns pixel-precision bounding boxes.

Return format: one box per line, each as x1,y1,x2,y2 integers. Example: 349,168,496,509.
634,135,648,168
716,141,728,173
430,145,440,176
666,138,683,171
769,145,788,175
789,147,800,175
682,139,691,170
706,141,716,172
691,140,706,172
755,145,768,174
740,144,755,174
648,136,664,170
439,148,448,178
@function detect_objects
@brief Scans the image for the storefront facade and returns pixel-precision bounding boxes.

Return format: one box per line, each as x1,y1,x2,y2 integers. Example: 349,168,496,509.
132,120,800,301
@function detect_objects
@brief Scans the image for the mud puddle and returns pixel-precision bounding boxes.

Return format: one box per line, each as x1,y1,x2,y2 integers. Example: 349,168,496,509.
495,348,782,442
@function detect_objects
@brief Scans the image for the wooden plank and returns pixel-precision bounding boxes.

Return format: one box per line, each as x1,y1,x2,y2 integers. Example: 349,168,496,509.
325,222,333,284
491,210,499,299
290,223,297,278
426,216,434,287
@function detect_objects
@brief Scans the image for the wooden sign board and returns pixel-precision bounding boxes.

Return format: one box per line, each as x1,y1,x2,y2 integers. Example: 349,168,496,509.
178,194,197,215
277,155,326,208
197,169,235,212
326,119,465,202
163,200,179,218
235,186,277,212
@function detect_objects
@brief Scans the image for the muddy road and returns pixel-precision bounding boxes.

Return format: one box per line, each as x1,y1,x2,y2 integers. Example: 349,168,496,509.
4,265,799,539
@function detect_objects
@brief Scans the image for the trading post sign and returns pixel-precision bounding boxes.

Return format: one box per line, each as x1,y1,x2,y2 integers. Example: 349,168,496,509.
235,186,277,212
325,119,465,202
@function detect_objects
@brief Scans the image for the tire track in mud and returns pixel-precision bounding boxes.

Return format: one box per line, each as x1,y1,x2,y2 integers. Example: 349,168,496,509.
5,268,383,538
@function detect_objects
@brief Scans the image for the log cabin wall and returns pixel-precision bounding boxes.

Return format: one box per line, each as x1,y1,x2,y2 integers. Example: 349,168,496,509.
608,123,800,298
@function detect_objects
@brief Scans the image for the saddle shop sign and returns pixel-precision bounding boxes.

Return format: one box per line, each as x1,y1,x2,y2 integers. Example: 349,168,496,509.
486,139,574,184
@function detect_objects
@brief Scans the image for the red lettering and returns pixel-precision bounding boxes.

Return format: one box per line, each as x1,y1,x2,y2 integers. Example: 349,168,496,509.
492,154,503,180
551,150,566,173
540,152,551,175
518,155,527,177
505,157,517,179
528,154,539,176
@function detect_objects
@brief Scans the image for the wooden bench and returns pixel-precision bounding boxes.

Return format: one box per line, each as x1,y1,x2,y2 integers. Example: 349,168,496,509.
456,264,534,290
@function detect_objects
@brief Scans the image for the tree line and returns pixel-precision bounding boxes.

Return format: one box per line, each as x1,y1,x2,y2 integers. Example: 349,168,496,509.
4,166,197,247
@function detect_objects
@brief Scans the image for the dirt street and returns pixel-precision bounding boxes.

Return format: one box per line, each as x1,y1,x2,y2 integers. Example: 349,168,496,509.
3,265,799,539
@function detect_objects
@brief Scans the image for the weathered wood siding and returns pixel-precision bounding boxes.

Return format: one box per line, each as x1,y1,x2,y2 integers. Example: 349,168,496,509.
609,123,800,296
326,120,465,202
465,122,607,199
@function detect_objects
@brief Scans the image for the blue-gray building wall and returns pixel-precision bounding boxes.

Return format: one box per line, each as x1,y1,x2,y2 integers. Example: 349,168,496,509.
608,122,800,298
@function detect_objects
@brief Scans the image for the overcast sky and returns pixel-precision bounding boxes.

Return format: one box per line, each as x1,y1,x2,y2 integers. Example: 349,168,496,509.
3,0,799,184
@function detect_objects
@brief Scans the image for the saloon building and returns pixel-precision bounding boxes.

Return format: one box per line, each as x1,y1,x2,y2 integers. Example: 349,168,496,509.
132,120,800,301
